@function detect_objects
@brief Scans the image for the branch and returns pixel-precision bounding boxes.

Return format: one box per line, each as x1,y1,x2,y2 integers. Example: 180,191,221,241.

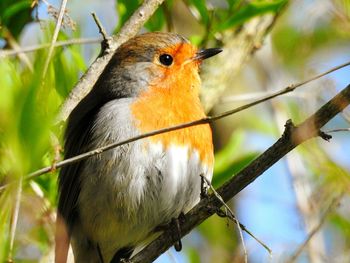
2,28,33,71
57,0,165,123
325,128,350,133
201,175,249,262
42,0,68,78
91,13,109,42
91,12,112,53
0,37,101,57
128,84,350,263
28,61,350,178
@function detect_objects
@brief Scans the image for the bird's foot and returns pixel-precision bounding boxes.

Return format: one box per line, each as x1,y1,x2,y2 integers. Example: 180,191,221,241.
172,212,185,252
200,174,209,199
153,214,185,252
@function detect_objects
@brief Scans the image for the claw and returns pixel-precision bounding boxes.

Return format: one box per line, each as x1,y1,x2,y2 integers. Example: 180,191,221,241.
200,174,209,199
172,215,184,252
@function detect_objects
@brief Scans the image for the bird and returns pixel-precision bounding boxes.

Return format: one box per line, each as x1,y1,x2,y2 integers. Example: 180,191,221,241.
55,32,222,263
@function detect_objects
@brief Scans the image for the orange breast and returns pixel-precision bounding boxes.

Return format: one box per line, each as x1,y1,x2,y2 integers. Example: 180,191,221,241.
131,68,214,166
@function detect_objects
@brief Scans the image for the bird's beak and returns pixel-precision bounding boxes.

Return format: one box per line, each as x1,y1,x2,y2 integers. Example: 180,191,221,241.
193,48,222,61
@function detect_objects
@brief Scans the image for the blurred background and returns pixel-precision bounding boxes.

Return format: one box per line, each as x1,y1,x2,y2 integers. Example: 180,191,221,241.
0,0,350,262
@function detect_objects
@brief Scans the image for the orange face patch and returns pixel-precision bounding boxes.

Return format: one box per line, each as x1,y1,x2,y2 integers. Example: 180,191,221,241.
131,43,214,166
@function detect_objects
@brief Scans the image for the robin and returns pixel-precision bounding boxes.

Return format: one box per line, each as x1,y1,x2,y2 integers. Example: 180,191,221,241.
55,32,222,263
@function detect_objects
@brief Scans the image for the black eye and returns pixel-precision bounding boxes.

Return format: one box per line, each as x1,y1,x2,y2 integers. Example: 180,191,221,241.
159,54,173,66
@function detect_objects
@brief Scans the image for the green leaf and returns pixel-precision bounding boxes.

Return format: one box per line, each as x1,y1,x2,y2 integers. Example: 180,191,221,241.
144,7,165,31
189,34,202,46
198,214,237,253
115,0,166,32
214,129,245,172
225,0,243,11
213,152,258,188
0,191,11,262
1,1,30,21
216,0,287,31
0,0,33,39
272,24,341,67
53,46,86,98
329,213,350,240
185,247,201,263
115,0,140,32
212,130,259,187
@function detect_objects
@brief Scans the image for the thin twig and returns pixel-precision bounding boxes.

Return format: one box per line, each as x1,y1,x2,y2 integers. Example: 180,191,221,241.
201,175,272,256
209,60,350,122
0,37,101,57
325,128,350,133
201,175,248,263
289,61,350,89
91,12,112,54
26,117,209,179
238,224,272,255
42,0,68,78
220,90,313,103
91,13,109,41
203,173,272,257
3,28,33,71
287,194,343,263
7,177,23,262
261,57,325,262
1,63,350,190
32,61,350,175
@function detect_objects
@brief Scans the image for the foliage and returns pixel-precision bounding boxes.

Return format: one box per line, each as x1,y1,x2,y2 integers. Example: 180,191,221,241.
115,0,288,40
0,0,33,41
0,0,350,262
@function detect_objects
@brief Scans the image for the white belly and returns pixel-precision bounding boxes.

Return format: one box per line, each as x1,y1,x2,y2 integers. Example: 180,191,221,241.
77,140,213,262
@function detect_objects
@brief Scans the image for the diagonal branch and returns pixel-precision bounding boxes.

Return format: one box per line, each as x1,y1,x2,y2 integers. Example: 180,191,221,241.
128,84,350,263
42,0,68,78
